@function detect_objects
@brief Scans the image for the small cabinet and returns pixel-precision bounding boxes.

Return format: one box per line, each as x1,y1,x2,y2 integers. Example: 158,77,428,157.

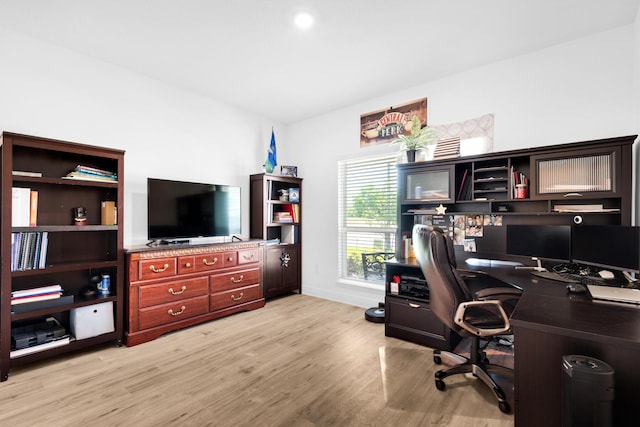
263,244,300,299
384,261,460,350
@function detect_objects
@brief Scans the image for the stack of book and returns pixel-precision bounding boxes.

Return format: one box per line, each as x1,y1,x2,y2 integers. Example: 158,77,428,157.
11,187,38,227
11,284,62,305
274,211,293,223
11,231,48,271
63,165,117,183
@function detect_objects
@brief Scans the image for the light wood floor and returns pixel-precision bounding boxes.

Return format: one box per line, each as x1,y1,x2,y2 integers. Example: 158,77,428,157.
0,294,514,427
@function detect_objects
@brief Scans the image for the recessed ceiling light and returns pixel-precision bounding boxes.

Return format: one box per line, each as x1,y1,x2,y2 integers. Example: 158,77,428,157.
294,12,314,30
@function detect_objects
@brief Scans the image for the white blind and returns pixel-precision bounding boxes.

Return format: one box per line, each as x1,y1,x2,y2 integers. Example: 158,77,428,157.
338,154,397,283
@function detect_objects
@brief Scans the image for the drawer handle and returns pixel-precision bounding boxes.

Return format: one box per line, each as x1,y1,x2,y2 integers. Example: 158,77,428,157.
202,257,218,266
563,192,583,197
230,274,244,283
168,286,186,295
168,305,186,316
408,302,421,308
227,257,234,262
150,263,170,273
184,262,192,268
242,253,255,260
231,292,244,301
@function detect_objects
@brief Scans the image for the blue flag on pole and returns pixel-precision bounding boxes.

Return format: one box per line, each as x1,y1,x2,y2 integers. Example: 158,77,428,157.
265,128,277,173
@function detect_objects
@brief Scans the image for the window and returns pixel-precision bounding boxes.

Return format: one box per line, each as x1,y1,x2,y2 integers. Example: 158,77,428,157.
338,154,397,284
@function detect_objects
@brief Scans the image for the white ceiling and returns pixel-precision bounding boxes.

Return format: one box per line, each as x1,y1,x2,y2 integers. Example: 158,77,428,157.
1,0,639,124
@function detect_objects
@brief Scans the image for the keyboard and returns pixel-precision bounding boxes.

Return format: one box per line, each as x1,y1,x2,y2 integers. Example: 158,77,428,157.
530,270,579,283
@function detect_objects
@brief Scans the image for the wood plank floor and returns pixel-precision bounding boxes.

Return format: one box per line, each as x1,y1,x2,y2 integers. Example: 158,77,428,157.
0,295,515,427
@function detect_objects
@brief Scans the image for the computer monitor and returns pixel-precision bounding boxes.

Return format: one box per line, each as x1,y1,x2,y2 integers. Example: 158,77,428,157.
571,225,640,274
506,224,572,264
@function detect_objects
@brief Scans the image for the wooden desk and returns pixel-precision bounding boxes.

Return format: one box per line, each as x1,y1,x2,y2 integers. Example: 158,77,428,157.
488,268,640,427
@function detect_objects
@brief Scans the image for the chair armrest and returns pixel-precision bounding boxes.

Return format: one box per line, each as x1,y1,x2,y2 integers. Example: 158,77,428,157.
454,300,511,337
474,287,522,300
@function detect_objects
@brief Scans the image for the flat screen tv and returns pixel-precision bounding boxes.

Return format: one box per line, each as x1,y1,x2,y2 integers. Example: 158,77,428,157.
147,178,241,243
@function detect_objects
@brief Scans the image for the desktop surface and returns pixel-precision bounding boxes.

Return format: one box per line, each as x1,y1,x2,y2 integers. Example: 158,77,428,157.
478,266,640,427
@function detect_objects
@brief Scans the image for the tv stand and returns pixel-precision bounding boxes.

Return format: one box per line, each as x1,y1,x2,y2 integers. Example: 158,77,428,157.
125,240,264,346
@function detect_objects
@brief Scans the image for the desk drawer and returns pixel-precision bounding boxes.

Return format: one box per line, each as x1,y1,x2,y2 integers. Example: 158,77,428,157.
210,267,260,292
210,284,262,311
138,276,209,308
138,295,209,330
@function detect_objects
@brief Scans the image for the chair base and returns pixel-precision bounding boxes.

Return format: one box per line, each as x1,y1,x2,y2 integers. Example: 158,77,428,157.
433,347,513,414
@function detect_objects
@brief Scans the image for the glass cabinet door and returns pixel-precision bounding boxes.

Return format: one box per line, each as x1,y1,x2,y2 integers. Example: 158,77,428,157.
404,167,453,202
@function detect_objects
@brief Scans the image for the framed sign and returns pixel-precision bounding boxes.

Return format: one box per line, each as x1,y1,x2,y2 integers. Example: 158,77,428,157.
360,98,427,147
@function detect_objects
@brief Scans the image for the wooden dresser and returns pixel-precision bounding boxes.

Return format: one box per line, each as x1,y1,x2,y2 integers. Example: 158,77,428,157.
125,241,264,346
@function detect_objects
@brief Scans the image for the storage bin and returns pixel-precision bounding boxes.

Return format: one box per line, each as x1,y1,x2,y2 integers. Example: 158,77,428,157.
70,301,114,340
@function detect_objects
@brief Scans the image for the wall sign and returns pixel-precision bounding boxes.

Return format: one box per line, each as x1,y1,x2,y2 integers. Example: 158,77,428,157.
360,98,427,148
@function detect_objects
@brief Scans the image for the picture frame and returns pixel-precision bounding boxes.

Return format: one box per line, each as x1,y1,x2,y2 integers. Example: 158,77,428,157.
280,165,298,177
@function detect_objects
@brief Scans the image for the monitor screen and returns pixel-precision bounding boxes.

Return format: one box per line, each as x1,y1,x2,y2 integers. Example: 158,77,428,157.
506,224,572,263
571,225,640,273
147,178,241,242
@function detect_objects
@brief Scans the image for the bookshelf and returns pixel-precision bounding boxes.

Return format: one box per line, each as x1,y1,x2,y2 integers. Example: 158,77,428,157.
0,132,124,381
250,173,302,298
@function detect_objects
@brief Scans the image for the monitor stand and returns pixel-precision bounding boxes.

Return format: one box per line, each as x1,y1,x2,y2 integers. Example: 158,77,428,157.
514,257,546,272
622,271,638,284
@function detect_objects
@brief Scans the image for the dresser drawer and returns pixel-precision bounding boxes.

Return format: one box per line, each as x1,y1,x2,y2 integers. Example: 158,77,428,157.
210,284,262,311
139,276,209,308
210,267,261,292
193,252,233,272
138,295,209,330
138,257,177,281
237,248,259,265
178,255,196,274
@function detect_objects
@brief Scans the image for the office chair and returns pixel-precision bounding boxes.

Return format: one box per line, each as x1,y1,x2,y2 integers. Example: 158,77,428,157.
412,224,522,414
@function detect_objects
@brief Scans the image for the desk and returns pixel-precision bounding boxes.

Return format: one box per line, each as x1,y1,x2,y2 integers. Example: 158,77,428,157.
487,267,640,427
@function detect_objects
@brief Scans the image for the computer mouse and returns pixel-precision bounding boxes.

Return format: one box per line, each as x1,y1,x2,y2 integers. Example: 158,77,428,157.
566,283,587,293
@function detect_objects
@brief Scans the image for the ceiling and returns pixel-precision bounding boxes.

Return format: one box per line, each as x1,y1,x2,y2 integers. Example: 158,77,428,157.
1,0,639,124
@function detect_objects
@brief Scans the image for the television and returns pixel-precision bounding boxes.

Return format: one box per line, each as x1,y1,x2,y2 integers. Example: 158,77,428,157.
571,225,640,274
506,224,572,264
147,178,241,243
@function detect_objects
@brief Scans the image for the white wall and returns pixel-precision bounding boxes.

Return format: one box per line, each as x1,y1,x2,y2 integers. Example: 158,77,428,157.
0,27,289,247
288,25,638,308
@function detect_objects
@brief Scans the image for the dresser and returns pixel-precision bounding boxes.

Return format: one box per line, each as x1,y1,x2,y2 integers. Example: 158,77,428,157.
125,241,264,346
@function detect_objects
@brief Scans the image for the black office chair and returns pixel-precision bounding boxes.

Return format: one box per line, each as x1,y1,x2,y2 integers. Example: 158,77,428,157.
412,224,522,414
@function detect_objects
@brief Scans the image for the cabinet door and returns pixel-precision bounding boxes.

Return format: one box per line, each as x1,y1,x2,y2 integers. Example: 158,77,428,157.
281,245,300,291
264,245,286,295
530,147,622,199
401,166,454,203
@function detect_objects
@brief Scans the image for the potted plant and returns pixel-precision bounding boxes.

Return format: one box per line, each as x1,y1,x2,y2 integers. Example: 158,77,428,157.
391,115,438,162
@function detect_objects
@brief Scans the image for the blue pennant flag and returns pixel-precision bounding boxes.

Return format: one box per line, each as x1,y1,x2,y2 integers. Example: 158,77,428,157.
264,129,277,173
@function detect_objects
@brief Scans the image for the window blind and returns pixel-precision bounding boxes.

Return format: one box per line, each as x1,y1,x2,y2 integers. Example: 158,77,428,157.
338,154,397,283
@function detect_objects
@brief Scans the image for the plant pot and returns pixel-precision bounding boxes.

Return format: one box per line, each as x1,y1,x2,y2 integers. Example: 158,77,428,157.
406,149,417,162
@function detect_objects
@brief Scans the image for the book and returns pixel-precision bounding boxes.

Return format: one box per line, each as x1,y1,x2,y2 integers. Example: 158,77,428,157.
29,190,38,226
74,164,117,178
11,292,62,304
101,201,117,225
63,172,117,183
12,284,63,298
12,170,42,177
11,187,31,227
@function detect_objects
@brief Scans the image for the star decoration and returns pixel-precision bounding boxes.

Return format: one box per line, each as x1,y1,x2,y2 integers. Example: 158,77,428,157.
435,204,447,215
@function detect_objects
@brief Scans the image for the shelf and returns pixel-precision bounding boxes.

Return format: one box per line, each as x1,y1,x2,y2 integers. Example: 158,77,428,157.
12,225,118,232
10,332,118,365
12,175,118,188
11,294,118,321
12,259,118,277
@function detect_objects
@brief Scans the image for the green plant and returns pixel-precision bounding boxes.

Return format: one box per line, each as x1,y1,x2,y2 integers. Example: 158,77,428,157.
390,115,437,152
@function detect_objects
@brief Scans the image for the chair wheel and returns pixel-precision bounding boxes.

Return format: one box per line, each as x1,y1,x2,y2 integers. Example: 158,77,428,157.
498,401,511,414
435,379,446,391
433,355,442,365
